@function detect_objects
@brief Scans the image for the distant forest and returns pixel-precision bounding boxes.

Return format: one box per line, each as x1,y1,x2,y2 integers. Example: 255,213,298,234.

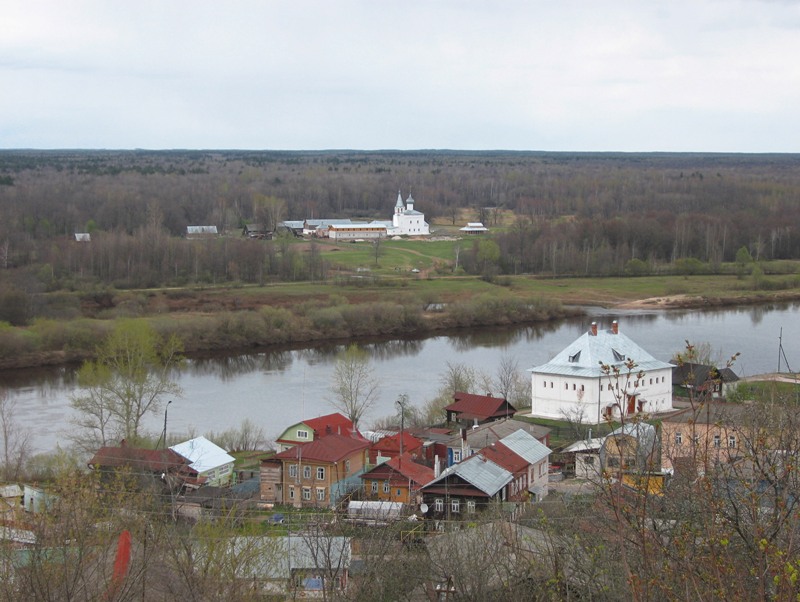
1,149,800,292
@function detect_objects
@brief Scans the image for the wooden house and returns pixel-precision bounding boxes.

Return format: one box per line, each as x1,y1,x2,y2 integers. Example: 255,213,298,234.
260,434,370,508
444,392,516,428
275,413,358,452
360,453,434,505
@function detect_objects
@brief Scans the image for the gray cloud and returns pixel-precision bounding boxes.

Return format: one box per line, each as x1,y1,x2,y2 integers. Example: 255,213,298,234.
1,0,799,151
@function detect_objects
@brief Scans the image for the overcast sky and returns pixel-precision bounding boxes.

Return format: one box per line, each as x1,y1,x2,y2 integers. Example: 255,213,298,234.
2,1,799,152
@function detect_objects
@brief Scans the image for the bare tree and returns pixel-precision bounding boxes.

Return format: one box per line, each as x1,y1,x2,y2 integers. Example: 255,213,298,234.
330,344,379,428
70,319,183,450
0,390,31,481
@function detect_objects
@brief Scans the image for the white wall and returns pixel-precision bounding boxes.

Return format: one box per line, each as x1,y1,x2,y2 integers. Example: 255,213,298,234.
531,368,673,424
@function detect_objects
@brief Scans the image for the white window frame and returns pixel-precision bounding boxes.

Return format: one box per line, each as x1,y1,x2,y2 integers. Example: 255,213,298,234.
451,499,460,514
435,498,444,512
316,487,325,501
302,487,311,501
297,430,309,439
675,432,683,445
466,500,476,513
453,450,461,463
289,464,298,478
371,481,378,493
316,467,325,480
383,480,390,494
303,465,311,479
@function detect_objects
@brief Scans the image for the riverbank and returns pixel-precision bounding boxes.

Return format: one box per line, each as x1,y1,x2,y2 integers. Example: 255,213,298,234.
616,290,800,310
2,274,799,371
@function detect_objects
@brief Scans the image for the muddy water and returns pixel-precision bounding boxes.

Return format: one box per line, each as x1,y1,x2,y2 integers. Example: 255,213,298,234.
3,303,799,453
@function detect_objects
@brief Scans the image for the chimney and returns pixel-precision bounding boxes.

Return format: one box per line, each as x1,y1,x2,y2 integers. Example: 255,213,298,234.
612,320,619,335
590,322,598,336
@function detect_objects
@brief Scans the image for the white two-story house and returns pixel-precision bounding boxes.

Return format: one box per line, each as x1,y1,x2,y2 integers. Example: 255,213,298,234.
529,321,673,424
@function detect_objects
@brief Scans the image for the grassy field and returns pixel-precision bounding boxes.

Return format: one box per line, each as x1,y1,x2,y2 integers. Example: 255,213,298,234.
146,269,800,316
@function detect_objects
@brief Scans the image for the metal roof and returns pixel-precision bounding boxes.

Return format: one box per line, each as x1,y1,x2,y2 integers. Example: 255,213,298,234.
561,437,606,453
433,454,513,497
530,324,673,378
170,436,234,474
499,429,551,465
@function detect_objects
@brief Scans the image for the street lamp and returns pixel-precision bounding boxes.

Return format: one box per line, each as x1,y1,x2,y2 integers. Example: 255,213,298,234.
162,400,172,449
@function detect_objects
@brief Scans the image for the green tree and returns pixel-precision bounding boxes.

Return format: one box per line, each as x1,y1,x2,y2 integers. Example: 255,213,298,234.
735,245,753,278
477,238,501,276
329,344,379,428
70,319,183,449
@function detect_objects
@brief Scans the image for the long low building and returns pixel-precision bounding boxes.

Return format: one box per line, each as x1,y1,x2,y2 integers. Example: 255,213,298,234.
327,222,388,240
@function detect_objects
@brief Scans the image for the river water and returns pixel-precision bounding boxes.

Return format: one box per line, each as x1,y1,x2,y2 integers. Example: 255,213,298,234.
2,303,799,453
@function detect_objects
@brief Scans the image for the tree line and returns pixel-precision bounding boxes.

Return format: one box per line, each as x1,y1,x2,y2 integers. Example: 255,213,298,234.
1,149,800,294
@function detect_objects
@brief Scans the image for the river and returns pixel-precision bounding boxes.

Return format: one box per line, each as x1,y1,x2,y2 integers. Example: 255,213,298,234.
2,303,799,453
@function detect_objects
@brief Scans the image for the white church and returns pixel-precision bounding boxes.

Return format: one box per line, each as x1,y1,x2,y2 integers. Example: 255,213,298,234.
388,191,429,236
528,321,673,424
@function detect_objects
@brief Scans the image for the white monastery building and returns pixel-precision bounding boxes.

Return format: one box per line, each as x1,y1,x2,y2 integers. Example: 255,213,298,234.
528,321,673,424
389,191,429,236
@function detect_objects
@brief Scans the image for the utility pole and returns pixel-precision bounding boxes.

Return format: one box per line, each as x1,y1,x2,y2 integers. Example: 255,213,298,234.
396,394,409,469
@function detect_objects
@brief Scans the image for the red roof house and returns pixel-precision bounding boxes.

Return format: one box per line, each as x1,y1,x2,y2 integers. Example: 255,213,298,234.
445,392,516,426
275,412,362,451
368,431,424,464
360,453,435,505
261,434,370,508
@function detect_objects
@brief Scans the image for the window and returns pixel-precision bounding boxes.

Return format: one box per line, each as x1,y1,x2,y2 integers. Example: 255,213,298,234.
303,466,311,479
565,382,569,390
581,384,585,391
466,500,476,513
573,383,577,390
453,450,461,463
451,499,460,514
675,432,683,445
316,488,325,501
302,487,311,501
396,489,402,496
649,378,653,385
289,487,295,499
371,481,378,493
297,430,309,439
316,467,325,480
713,435,721,448
383,481,390,494
289,464,298,478
435,498,444,512
729,435,737,448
